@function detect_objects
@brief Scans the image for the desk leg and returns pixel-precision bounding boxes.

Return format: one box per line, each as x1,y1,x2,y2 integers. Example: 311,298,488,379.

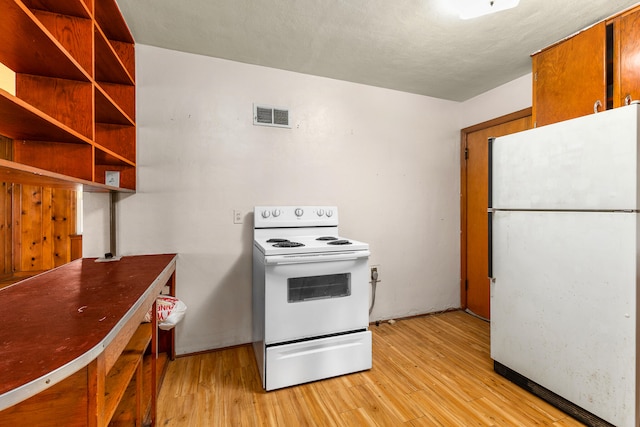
151,300,158,426
166,272,177,360
135,358,143,425
87,353,106,427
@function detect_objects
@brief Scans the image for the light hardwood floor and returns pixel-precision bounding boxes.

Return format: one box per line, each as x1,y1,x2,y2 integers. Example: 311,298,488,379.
156,310,584,426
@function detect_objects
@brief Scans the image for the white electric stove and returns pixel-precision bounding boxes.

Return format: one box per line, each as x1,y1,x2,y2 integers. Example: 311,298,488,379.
252,205,372,391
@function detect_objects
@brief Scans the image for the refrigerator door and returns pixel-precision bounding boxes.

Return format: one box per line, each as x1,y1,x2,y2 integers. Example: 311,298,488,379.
492,104,640,211
491,210,637,426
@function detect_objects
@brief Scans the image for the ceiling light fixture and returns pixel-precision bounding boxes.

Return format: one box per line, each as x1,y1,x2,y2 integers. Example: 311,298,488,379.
452,0,520,19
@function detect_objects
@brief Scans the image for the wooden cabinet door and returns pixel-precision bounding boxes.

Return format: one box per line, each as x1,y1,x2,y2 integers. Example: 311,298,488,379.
532,22,607,127
615,9,640,107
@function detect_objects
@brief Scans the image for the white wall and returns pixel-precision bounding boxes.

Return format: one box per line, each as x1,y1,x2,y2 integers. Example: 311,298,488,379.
84,44,530,354
458,73,532,128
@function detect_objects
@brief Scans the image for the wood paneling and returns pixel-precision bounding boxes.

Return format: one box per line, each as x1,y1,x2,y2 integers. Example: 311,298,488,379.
11,184,78,272
70,234,82,260
51,186,77,267
156,311,585,426
0,182,12,279
13,184,47,271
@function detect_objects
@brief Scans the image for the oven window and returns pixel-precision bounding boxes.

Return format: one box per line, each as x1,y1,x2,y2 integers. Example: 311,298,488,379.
287,273,351,302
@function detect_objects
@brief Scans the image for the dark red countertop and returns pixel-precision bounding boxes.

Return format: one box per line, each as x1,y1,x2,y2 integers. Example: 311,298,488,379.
0,254,177,410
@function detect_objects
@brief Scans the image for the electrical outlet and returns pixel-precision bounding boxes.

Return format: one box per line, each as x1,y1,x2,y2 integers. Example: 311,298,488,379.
370,265,381,282
233,210,243,224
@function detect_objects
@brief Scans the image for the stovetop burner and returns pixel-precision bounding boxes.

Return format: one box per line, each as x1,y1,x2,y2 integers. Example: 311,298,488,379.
327,240,352,245
267,238,289,243
272,241,305,248
316,236,338,241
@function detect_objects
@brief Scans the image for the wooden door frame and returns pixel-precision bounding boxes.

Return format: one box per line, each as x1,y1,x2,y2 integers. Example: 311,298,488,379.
459,107,532,309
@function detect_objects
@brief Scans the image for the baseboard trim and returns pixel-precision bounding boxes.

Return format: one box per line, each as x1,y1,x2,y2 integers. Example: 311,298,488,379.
178,308,466,358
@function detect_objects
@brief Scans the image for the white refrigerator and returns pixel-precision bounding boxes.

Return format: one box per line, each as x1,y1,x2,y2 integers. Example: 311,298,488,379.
489,103,640,427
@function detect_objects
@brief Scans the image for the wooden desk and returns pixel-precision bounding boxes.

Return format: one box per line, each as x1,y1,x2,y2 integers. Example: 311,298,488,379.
0,253,177,426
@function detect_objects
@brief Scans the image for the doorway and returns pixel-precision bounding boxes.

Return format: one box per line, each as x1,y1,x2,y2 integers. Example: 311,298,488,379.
460,108,532,320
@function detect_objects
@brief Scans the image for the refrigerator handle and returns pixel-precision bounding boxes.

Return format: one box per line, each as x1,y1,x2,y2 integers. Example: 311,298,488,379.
487,137,495,279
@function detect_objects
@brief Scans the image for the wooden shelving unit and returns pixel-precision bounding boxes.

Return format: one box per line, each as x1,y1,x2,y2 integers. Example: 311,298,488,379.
0,0,136,191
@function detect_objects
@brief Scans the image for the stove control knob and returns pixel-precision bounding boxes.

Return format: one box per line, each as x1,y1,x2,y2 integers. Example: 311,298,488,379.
317,209,325,216
326,209,334,217
272,209,281,217
295,208,304,217
261,210,271,219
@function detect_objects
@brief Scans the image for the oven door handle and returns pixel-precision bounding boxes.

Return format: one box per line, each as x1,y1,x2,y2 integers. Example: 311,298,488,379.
265,250,371,265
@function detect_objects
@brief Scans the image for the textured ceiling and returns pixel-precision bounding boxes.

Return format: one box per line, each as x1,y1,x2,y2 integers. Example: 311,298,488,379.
115,0,640,101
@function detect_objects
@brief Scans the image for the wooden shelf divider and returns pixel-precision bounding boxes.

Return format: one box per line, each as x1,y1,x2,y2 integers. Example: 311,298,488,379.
21,0,91,19
0,0,91,81
0,89,93,144
104,322,152,424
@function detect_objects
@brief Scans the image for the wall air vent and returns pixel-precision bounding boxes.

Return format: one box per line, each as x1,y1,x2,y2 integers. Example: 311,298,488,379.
253,104,291,128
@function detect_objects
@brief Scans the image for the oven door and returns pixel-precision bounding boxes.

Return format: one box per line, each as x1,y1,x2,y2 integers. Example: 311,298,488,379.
263,250,370,344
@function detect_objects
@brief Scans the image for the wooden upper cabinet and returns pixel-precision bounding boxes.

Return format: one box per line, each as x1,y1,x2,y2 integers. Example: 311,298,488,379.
614,8,640,108
532,22,607,127
533,4,640,127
